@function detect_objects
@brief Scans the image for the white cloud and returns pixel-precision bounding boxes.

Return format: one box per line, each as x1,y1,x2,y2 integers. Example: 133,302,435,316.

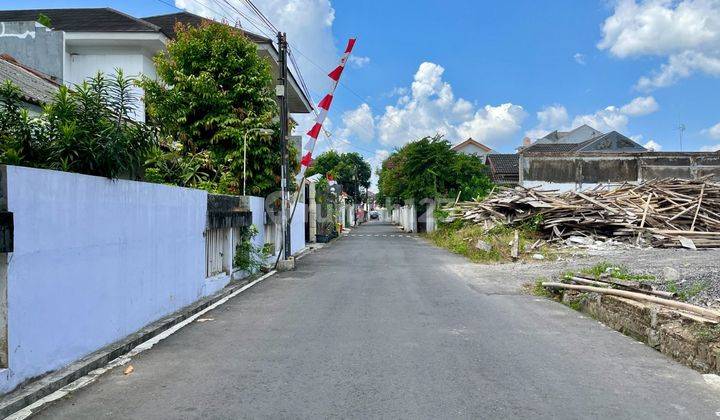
573,53,587,65
376,62,526,148
525,96,659,139
174,0,338,94
337,103,375,142
636,50,720,90
367,149,390,191
620,96,659,116
598,0,720,90
348,55,370,68
700,144,720,151
643,139,663,150
702,121,720,139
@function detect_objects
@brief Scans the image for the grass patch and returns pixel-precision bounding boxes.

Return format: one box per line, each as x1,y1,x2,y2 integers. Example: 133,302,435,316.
564,292,590,311
691,324,720,343
428,220,554,263
667,280,708,302
531,278,555,297
578,261,655,281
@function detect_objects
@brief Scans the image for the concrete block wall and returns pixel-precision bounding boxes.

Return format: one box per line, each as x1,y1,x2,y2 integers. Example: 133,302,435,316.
0,166,307,393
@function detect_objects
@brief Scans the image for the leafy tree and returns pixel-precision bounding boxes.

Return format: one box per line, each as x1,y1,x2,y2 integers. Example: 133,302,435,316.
0,71,155,179
140,21,293,196
307,150,371,202
377,135,492,205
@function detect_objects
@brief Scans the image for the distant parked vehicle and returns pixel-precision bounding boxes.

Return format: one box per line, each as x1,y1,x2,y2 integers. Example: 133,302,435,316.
370,210,379,219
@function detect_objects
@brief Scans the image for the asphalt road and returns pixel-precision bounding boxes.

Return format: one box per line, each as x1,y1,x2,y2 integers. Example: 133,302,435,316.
35,222,720,419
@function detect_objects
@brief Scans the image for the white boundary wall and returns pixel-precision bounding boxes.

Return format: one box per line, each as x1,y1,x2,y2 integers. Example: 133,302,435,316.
0,166,207,392
0,166,307,393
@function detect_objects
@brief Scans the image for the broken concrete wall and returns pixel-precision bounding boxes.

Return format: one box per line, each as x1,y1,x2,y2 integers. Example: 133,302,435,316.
521,152,720,190
640,154,720,181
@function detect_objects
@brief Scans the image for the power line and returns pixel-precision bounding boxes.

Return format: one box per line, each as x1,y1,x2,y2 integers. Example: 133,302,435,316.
155,0,375,156
214,0,276,39
238,0,278,33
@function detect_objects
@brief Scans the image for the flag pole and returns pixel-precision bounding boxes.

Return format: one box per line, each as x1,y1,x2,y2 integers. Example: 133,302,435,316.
272,38,356,269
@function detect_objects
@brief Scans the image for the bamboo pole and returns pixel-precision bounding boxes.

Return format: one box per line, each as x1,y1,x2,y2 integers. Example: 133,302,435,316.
568,276,676,299
542,282,720,321
691,182,705,232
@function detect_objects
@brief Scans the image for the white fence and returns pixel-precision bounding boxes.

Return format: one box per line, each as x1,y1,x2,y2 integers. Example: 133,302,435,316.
0,165,307,394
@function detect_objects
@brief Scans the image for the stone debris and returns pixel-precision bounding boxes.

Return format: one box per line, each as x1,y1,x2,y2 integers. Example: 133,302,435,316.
474,240,492,252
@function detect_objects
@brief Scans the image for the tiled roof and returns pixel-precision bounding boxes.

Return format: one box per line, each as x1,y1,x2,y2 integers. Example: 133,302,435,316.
451,138,493,153
486,153,519,184
0,8,160,32
523,131,647,154
0,55,60,105
521,141,590,153
142,12,271,43
486,154,518,173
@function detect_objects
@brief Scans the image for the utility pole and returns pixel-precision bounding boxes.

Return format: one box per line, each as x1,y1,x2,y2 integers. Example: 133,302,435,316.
678,123,686,152
277,32,291,260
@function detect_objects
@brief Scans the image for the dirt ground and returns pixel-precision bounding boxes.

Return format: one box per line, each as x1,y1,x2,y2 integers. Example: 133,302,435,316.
438,243,720,307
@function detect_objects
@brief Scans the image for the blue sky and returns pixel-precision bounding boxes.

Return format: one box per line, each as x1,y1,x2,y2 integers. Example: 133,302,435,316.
7,0,720,184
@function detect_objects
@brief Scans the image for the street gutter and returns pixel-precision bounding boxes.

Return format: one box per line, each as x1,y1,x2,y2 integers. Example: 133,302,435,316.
0,270,277,419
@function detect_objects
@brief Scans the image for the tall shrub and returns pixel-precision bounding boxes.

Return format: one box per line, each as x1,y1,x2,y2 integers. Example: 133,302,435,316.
0,71,156,179
140,21,293,196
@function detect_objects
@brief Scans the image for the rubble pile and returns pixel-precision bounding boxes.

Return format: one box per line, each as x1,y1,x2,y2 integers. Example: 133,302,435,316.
444,178,720,249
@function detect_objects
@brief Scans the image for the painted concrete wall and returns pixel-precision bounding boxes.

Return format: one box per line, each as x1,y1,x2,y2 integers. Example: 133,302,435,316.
0,22,64,81
291,203,306,255
65,50,155,122
0,166,208,393
455,143,491,162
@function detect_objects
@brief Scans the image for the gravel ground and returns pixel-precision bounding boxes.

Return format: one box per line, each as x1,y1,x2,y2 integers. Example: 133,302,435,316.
433,241,720,307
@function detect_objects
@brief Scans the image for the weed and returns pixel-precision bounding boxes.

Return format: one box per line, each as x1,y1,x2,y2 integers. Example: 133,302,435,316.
665,280,707,302
686,281,709,299
532,278,554,297
692,324,720,343
565,292,590,311
579,261,655,281
429,221,555,264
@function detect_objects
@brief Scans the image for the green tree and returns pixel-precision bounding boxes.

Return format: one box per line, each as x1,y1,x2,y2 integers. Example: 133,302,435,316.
377,135,492,205
140,21,292,196
307,150,371,202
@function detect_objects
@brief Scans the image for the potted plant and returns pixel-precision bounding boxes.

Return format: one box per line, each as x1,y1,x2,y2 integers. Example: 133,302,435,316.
316,219,335,243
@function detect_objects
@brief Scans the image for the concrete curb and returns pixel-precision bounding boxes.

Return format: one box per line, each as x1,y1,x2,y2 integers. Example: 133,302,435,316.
0,271,276,419
560,290,720,375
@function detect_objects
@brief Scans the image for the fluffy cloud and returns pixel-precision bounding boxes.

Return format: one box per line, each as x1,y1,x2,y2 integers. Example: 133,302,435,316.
525,96,659,139
702,121,720,139
376,62,526,148
598,0,720,90
643,139,663,151
700,144,720,151
348,55,370,68
338,103,375,142
175,0,338,93
573,53,587,65
620,96,659,116
636,50,720,90
367,149,390,191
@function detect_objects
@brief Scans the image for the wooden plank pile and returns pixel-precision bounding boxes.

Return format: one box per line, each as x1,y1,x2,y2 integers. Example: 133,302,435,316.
443,177,720,249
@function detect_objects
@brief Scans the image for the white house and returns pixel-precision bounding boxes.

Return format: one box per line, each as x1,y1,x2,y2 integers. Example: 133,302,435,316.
451,138,495,163
0,8,313,121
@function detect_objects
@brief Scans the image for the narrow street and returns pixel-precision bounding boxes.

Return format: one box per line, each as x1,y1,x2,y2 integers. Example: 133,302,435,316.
37,222,720,419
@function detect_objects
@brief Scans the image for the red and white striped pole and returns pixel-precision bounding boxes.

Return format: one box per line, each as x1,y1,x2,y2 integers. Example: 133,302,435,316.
277,39,357,266
297,38,357,181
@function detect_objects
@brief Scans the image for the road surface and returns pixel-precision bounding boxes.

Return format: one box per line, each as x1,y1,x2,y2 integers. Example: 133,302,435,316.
36,222,720,419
